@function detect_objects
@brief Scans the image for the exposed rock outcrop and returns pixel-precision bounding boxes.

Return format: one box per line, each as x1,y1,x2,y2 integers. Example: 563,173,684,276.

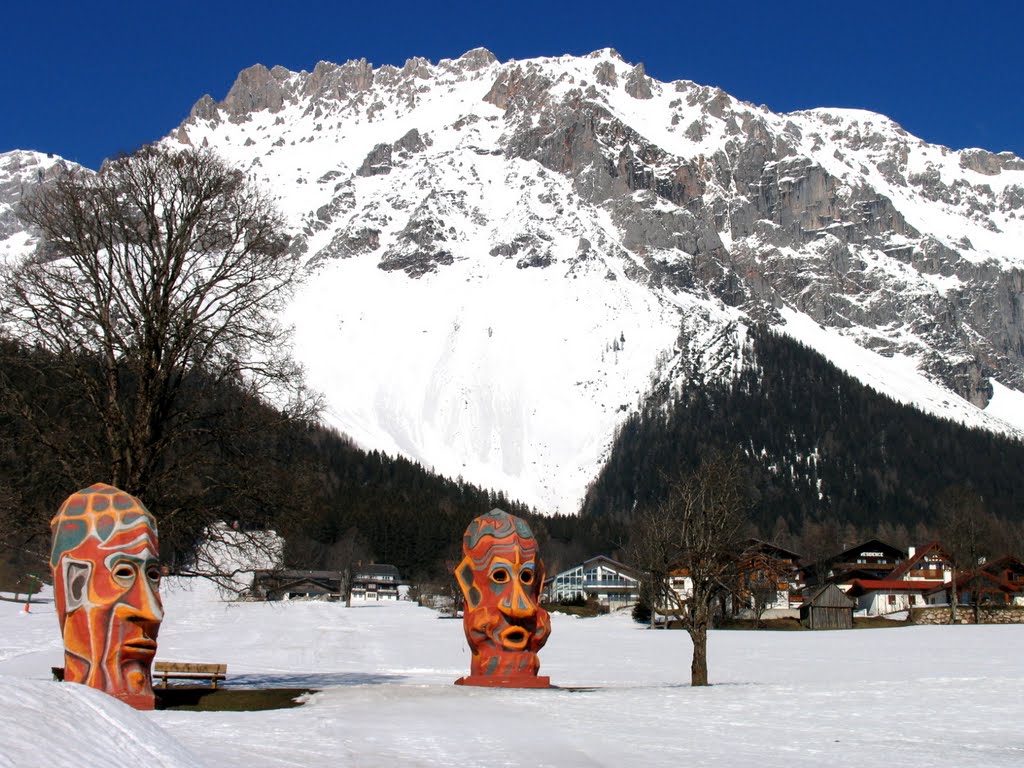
10,49,1024,422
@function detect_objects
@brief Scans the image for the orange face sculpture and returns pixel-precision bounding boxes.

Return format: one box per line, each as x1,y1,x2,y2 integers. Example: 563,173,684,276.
455,508,551,687
50,484,163,710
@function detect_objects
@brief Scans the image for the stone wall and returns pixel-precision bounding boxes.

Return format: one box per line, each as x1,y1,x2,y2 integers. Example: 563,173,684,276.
911,606,1024,625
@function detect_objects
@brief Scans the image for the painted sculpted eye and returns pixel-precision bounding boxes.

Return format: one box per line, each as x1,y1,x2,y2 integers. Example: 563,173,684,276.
112,564,136,585
520,569,534,585
146,566,162,584
491,567,510,584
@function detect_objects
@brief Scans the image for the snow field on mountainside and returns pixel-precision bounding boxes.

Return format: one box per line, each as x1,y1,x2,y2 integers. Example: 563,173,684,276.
185,61,694,513
778,308,1024,435
182,52,1024,516
287,238,683,510
7,50,1024,519
2,580,1022,768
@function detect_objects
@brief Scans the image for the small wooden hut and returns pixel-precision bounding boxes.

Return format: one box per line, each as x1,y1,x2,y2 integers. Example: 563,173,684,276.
800,583,855,630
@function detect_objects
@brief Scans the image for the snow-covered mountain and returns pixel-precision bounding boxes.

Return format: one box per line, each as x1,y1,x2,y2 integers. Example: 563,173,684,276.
3,48,1024,514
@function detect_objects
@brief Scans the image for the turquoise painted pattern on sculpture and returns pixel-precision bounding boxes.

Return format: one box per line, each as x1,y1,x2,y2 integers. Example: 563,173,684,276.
50,484,158,567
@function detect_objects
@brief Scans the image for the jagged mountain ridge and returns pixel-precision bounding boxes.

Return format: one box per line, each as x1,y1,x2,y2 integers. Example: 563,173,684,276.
2,48,1023,515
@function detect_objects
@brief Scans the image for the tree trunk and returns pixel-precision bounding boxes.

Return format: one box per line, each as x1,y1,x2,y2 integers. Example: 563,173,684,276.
949,580,958,624
688,624,709,686
650,577,665,629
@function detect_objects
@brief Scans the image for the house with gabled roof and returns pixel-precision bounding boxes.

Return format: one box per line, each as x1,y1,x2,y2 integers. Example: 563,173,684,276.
888,542,953,583
351,563,402,601
735,539,804,613
840,541,955,615
804,538,906,589
545,555,640,610
251,569,345,601
847,578,944,615
924,569,1023,608
981,556,1024,604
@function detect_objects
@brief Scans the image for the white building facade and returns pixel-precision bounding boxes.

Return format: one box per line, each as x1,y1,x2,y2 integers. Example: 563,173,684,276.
545,556,641,611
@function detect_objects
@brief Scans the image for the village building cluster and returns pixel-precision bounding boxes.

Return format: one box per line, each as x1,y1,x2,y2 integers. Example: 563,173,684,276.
243,539,1024,629
543,539,1024,626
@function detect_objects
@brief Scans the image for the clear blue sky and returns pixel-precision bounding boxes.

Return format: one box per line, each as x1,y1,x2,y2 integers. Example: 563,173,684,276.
5,1,1021,169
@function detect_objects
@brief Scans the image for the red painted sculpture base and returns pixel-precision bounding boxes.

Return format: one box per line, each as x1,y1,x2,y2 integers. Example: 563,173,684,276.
455,675,551,689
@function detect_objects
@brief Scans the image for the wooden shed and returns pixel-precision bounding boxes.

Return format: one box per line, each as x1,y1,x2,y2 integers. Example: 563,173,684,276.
800,583,855,630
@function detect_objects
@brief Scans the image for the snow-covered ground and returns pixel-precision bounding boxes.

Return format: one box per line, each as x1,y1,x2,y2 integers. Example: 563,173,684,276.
2,580,1022,767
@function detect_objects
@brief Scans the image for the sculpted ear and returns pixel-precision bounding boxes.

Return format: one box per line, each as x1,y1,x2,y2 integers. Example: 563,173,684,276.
456,557,482,608
63,559,92,611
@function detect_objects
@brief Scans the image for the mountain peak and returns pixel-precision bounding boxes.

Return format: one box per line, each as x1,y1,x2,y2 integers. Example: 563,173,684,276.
453,47,498,70
220,62,292,119
6,51,1024,514
587,47,625,62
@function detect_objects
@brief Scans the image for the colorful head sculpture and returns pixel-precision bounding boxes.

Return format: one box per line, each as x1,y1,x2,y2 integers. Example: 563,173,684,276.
50,483,163,710
455,508,551,687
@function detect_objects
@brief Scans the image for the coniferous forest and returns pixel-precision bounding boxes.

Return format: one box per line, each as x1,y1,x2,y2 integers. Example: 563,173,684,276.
0,337,599,586
581,325,1024,557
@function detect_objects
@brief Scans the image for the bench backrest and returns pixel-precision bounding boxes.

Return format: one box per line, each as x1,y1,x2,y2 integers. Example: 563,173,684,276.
154,661,227,674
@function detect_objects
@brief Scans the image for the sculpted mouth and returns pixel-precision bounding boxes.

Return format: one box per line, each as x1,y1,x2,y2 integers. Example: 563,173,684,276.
499,626,529,650
122,639,157,656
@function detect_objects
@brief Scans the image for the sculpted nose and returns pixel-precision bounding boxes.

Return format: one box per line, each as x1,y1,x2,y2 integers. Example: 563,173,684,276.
501,580,536,619
126,576,164,629
129,616,161,641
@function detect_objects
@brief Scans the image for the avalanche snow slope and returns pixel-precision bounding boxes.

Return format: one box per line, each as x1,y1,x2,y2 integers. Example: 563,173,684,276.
168,49,1024,513
176,52,716,513
2,582,1023,768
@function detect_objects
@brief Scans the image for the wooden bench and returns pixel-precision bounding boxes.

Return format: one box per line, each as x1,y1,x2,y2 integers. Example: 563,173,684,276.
153,661,227,689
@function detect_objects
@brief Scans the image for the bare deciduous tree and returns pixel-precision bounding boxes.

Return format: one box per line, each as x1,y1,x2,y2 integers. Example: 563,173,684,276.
626,503,680,630
1,145,319,575
936,485,996,624
745,563,783,628
627,452,751,685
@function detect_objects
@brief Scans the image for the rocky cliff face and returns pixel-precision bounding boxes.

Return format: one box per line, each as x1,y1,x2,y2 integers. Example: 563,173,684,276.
0,151,72,256
468,55,1024,406
4,49,1023,513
